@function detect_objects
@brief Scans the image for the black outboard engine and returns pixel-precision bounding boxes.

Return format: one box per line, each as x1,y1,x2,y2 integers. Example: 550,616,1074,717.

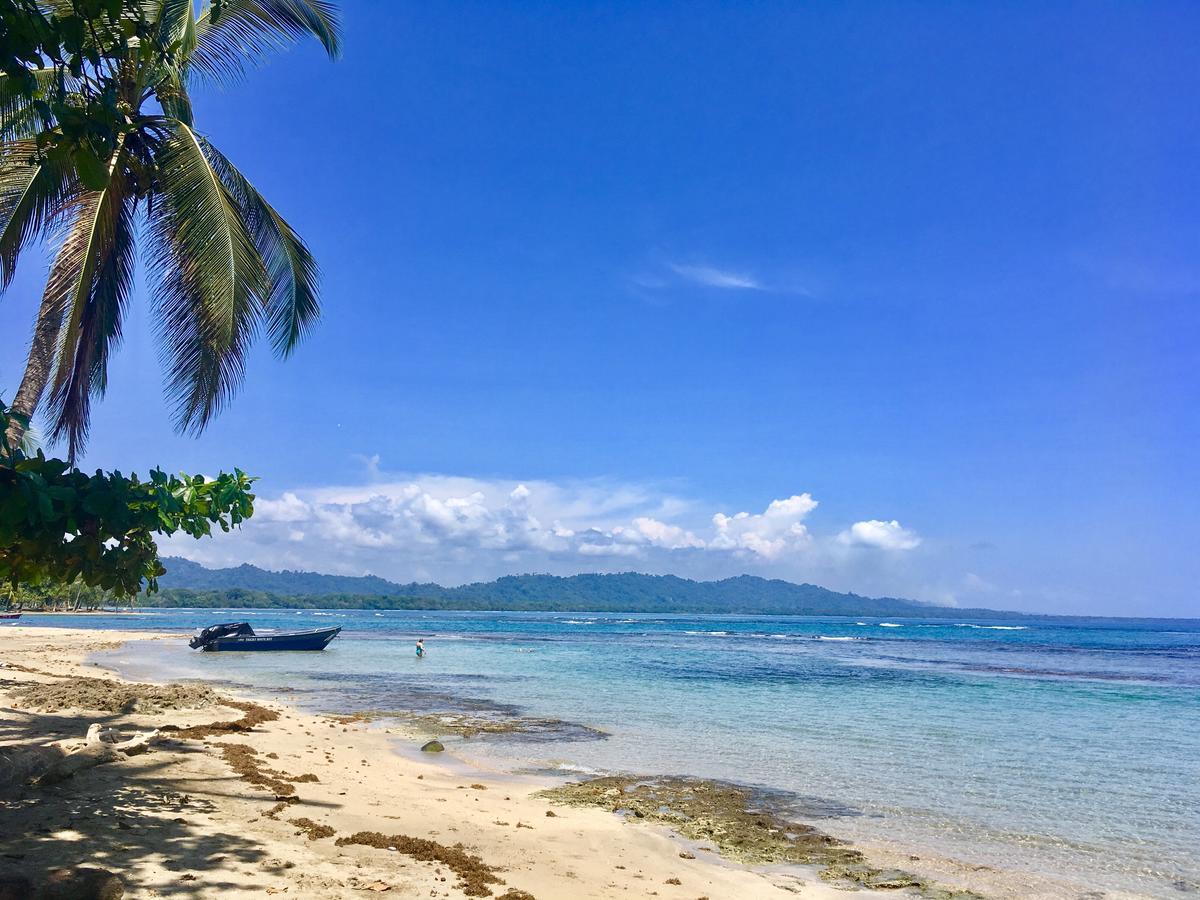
189,622,255,649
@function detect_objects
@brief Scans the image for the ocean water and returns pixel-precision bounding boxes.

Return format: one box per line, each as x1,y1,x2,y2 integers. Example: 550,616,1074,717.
21,608,1200,897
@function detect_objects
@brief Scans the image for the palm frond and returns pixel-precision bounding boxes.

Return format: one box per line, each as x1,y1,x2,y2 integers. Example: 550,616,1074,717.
149,0,199,126
156,0,199,59
0,69,66,141
0,140,81,291
200,137,319,356
154,64,195,126
144,118,268,435
43,158,138,459
190,0,341,84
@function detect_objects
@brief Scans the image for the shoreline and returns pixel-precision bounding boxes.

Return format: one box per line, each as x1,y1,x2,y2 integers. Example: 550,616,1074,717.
0,625,1165,899
0,625,911,899
12,605,1200,623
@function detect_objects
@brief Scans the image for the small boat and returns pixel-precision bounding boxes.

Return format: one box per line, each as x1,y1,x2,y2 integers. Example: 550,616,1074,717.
189,622,341,652
0,612,20,620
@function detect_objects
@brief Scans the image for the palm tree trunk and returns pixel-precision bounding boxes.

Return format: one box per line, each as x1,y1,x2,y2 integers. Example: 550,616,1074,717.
4,287,63,452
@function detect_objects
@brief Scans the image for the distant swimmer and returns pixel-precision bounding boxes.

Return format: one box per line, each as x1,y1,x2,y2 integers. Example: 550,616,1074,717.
415,639,426,658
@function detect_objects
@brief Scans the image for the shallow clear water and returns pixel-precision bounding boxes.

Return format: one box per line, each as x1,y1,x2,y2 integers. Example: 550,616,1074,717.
25,608,1200,897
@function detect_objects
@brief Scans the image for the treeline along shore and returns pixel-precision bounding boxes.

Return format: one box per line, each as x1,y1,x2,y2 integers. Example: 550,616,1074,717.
150,585,1018,617
143,561,1028,618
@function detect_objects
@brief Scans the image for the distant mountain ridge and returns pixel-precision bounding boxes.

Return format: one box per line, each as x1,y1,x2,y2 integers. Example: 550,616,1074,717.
157,557,1012,617
161,557,406,596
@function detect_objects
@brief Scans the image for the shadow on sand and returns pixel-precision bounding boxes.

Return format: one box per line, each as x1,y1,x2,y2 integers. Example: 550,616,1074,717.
0,700,337,896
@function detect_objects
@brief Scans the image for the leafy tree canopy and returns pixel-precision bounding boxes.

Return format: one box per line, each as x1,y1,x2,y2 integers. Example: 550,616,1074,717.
2,0,156,188
0,398,254,596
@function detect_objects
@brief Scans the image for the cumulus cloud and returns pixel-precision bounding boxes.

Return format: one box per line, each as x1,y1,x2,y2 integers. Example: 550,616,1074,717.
630,516,705,550
256,491,311,522
667,263,763,290
837,519,922,551
710,494,818,559
163,472,922,586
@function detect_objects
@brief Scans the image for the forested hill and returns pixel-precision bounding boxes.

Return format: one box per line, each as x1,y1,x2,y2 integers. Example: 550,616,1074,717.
161,557,406,596
156,558,1011,617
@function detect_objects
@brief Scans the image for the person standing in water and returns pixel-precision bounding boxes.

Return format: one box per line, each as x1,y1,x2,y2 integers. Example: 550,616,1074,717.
415,639,426,658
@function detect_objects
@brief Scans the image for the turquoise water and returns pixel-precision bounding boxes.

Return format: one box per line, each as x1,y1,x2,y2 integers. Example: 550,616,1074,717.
24,609,1200,897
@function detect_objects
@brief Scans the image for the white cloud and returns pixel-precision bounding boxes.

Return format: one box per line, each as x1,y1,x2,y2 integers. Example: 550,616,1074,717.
630,516,705,550
668,263,763,290
837,519,922,551
709,493,818,559
255,491,311,522
164,471,925,589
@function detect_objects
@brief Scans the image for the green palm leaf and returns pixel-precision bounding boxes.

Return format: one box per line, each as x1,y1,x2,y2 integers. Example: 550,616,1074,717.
150,0,199,125
154,64,195,126
0,140,81,290
156,0,199,59
144,118,269,434
200,136,319,356
44,161,139,458
190,0,341,83
1,1,337,455
0,69,65,141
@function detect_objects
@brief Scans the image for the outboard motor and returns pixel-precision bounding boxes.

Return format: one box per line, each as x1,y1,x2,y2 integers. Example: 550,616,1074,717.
189,622,255,649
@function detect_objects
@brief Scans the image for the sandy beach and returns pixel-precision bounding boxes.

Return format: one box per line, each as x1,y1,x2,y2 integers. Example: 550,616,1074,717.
0,626,923,899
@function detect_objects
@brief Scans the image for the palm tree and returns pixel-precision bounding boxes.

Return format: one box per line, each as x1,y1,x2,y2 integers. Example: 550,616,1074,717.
0,1,340,457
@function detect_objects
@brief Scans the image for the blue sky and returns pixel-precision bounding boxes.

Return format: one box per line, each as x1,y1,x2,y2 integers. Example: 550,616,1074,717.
2,2,1198,616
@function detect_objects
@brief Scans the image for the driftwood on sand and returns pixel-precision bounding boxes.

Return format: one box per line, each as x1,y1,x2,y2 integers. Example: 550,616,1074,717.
0,723,158,788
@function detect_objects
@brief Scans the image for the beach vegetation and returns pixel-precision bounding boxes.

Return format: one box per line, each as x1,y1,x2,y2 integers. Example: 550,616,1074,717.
1,397,254,597
0,2,338,597
1,579,108,610
0,0,340,457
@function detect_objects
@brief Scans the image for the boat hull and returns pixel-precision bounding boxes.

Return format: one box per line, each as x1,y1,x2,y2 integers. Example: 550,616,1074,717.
200,626,341,652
